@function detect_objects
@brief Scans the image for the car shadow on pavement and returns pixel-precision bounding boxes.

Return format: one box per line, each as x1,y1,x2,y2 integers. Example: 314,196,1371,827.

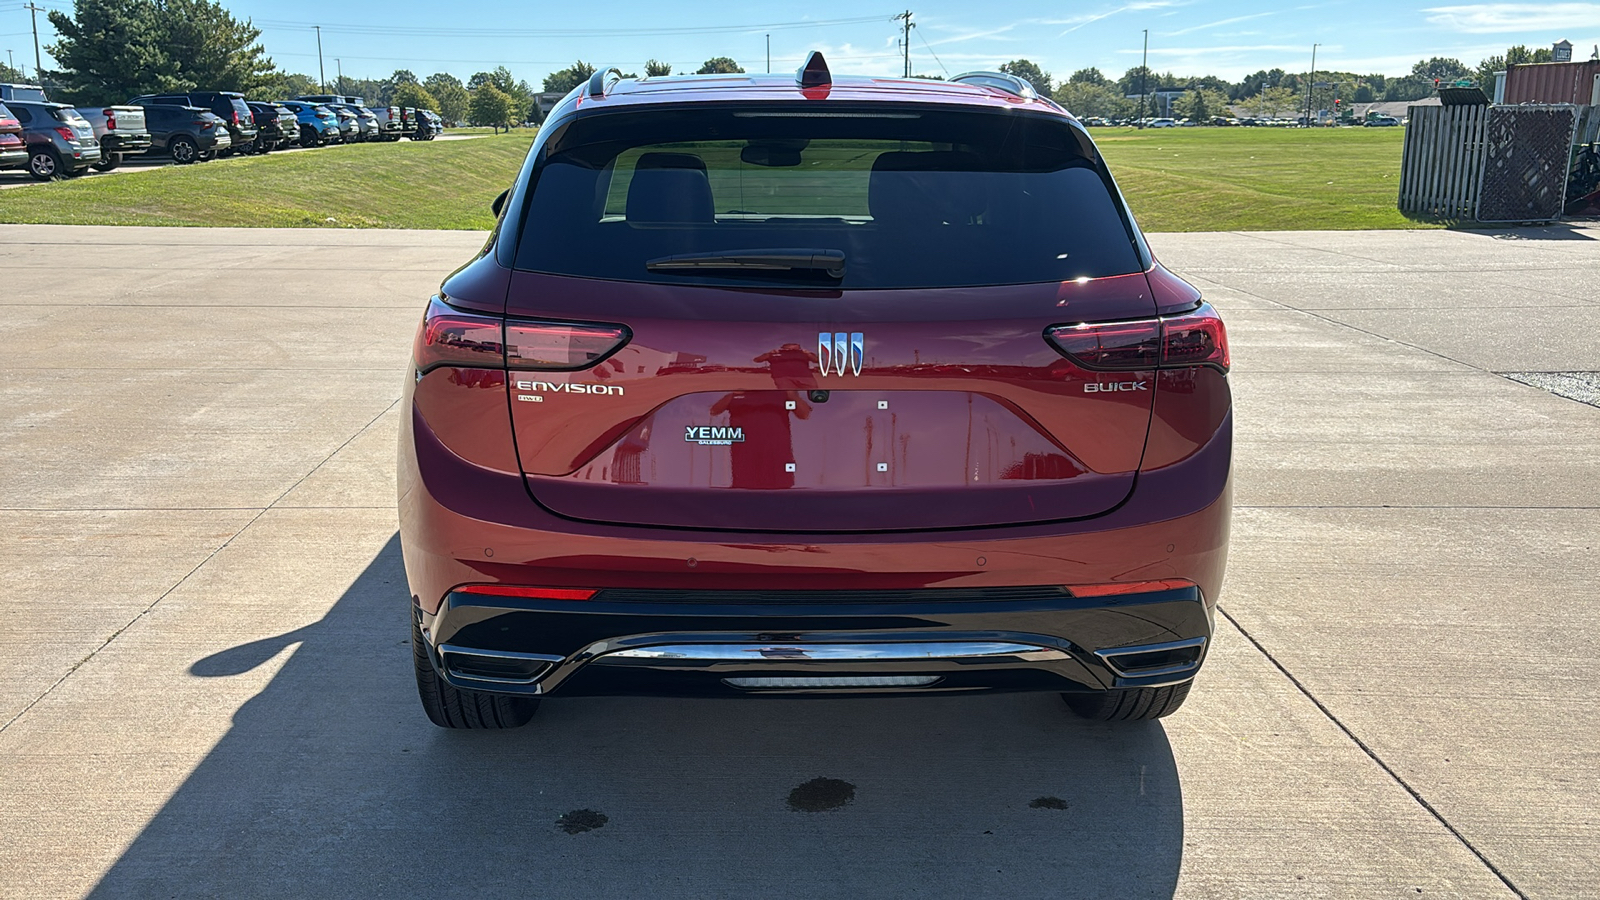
88,536,1184,900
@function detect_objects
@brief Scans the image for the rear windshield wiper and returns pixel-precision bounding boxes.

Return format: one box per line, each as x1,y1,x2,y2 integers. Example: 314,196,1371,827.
645,249,845,279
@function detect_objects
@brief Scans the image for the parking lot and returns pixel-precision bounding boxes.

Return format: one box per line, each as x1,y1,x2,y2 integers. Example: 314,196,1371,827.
0,132,486,190
1,223,1597,898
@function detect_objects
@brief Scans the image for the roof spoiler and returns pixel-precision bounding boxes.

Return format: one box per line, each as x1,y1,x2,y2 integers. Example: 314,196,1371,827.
950,71,1039,100
588,68,627,98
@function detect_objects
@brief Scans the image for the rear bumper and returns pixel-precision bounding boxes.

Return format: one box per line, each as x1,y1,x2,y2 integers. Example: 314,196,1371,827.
101,133,151,153
417,585,1212,698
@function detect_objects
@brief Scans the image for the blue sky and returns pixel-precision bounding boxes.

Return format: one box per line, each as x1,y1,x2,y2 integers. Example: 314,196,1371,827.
4,0,1598,86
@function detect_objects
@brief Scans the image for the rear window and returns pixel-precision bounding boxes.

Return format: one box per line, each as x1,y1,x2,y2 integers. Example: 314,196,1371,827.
512,106,1141,289
230,98,251,120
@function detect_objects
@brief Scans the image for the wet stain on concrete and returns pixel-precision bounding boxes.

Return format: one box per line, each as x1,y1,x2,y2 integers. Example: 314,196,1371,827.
787,777,855,812
1029,796,1069,810
557,809,608,834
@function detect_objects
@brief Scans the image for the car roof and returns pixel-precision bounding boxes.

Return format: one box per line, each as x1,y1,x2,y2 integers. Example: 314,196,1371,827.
570,71,1070,120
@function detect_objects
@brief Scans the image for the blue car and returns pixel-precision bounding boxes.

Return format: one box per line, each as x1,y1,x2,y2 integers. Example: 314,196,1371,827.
275,100,341,147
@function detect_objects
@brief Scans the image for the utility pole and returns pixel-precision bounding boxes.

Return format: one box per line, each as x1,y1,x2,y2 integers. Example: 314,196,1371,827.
1138,29,1149,127
1304,43,1319,126
895,10,913,78
315,25,326,92
24,2,43,83
335,58,343,95
766,34,770,73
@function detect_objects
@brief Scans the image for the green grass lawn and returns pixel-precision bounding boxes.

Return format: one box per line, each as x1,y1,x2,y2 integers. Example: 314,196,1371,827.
1093,125,1424,231
0,132,536,229
0,125,1424,232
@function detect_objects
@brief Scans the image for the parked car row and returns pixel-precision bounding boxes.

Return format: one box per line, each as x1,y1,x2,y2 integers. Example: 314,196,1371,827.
1077,113,1407,128
0,83,444,181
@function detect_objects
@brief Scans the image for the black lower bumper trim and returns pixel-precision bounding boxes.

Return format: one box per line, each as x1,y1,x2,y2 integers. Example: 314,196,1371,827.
421,586,1212,698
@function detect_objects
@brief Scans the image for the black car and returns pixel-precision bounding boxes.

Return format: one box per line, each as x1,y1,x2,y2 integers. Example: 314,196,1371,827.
138,103,232,163
245,101,297,152
130,91,257,156
410,109,440,140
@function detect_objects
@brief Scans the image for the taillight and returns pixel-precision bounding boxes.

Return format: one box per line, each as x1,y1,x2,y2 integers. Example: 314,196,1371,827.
414,297,504,372
1047,302,1228,373
200,119,213,130
1046,320,1160,370
506,321,630,370
1161,304,1230,370
231,109,240,125
54,126,75,142
104,109,116,130
455,585,597,600
414,296,630,374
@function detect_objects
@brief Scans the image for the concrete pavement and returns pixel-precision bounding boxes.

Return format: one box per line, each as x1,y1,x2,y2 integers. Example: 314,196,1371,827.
0,222,1596,898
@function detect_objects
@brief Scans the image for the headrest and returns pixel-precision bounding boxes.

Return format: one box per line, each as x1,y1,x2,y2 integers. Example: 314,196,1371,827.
868,151,988,227
626,152,714,225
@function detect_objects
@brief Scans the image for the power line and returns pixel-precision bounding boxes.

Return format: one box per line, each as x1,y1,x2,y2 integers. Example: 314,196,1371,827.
268,49,908,67
913,23,947,78
254,14,893,39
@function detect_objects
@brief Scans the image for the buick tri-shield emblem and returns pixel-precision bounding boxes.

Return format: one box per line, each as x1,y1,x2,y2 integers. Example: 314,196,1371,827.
818,332,865,376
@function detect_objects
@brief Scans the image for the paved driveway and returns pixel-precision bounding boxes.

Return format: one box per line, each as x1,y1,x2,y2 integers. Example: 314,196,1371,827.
0,223,1596,898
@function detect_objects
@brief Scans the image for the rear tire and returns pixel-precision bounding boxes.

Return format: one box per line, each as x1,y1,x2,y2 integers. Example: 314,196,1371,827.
170,136,198,164
27,148,62,180
411,616,538,729
1064,681,1191,721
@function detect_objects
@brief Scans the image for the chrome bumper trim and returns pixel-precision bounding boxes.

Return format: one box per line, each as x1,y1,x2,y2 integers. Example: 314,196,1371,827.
602,641,1071,663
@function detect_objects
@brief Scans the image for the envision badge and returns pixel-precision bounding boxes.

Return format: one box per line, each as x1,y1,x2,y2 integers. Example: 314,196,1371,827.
513,379,625,398
818,331,865,376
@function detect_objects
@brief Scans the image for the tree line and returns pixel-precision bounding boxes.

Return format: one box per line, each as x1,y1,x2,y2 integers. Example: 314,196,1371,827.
29,0,1564,129
1000,46,1559,122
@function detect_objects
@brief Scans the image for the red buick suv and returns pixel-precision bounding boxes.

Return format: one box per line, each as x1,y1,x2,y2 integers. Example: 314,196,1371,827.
399,55,1231,729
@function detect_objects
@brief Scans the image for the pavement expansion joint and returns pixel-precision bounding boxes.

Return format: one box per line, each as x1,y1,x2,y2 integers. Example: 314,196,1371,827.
1206,279,1488,373
1215,605,1531,900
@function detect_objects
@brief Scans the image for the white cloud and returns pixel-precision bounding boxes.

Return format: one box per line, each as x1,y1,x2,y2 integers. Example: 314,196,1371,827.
1123,44,1305,54
1048,1,1191,36
1164,12,1277,36
921,24,1022,48
1423,3,1600,33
